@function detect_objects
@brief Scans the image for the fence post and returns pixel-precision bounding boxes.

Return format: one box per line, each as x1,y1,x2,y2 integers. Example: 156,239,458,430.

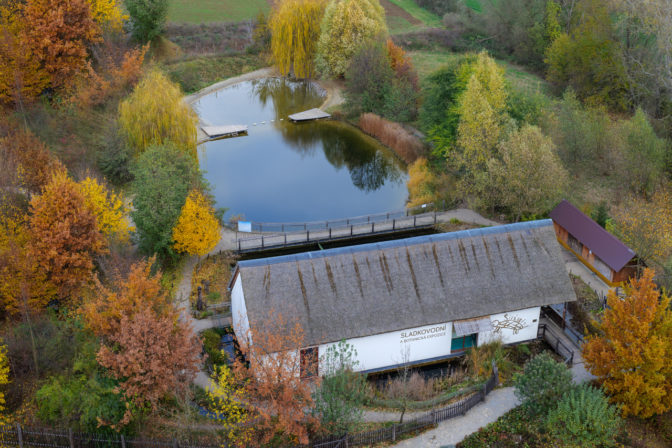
121,435,126,448
392,219,395,230
238,239,241,252
172,439,178,448
68,428,74,448
261,235,264,248
16,423,23,448
434,211,437,224
329,228,332,238
307,230,310,242
392,424,396,441
414,215,416,227
284,234,287,245
371,222,374,233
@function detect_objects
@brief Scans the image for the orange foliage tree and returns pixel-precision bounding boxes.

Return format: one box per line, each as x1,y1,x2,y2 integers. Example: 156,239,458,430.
583,269,672,418
83,258,200,427
21,0,101,91
234,312,319,446
0,128,65,194
386,38,418,89
28,172,106,302
97,308,200,427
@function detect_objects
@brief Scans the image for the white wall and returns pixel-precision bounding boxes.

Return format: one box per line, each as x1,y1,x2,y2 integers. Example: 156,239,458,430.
319,321,453,374
230,273,251,345
478,307,540,346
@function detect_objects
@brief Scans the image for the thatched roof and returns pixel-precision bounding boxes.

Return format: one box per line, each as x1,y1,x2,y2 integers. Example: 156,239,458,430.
235,220,576,347
550,200,636,272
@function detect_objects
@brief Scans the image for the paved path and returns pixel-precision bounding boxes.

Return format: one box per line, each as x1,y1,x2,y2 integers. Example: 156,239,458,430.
560,247,611,299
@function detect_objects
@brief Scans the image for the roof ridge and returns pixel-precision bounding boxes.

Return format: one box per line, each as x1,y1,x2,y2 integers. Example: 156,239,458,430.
238,219,553,269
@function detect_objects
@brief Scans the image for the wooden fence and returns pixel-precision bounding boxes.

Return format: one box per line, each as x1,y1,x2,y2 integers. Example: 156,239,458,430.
1,369,498,448
307,366,498,448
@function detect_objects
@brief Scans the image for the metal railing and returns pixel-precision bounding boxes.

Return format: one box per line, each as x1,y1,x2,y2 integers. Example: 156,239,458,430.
246,202,447,233
537,323,575,366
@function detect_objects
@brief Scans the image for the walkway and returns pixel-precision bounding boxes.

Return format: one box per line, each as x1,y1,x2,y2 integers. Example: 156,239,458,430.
561,247,611,299
237,208,499,253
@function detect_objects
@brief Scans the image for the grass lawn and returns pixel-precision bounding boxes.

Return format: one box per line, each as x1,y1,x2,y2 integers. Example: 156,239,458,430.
408,49,551,95
167,0,269,23
387,0,442,27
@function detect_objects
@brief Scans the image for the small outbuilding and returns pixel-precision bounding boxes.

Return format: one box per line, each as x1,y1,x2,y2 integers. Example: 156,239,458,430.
230,220,576,377
550,200,639,286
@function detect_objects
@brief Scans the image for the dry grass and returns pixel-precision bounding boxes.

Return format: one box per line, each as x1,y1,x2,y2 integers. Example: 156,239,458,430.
189,251,238,306
359,113,425,163
382,372,437,401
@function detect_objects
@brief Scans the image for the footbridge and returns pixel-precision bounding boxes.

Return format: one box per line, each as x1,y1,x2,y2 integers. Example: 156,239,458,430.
235,206,498,254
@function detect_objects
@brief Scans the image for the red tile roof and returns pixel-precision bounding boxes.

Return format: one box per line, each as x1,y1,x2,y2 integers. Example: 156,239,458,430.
550,200,636,272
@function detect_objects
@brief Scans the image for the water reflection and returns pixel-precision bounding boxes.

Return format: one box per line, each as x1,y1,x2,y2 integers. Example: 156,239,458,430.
194,78,408,222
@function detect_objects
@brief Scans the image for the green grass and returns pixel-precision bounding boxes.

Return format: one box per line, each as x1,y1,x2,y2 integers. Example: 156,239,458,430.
387,0,443,27
462,0,482,12
387,14,421,35
167,0,269,23
164,53,267,94
409,50,550,95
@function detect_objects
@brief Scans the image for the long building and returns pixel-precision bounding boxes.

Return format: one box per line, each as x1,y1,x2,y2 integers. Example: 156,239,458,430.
230,220,576,377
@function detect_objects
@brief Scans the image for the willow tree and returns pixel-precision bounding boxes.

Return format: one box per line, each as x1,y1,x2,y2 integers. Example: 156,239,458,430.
269,0,327,79
118,69,197,159
317,0,388,78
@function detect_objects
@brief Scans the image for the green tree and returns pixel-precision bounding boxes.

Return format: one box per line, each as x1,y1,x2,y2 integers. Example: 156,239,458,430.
617,108,667,195
269,0,326,78
317,0,388,78
131,144,199,262
487,124,568,220
123,0,168,42
591,202,609,228
545,0,630,110
514,352,573,417
546,384,622,447
119,69,197,158
312,340,367,434
344,39,393,116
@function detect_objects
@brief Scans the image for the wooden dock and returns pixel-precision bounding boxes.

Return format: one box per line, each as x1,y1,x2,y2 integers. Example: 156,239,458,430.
288,108,331,122
201,125,248,138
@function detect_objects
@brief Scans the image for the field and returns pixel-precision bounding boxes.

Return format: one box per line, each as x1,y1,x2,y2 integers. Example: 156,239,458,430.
167,0,269,23
408,49,551,94
166,0,440,35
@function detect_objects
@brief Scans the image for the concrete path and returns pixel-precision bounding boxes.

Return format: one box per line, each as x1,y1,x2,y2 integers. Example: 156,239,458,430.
560,247,611,299
389,362,594,447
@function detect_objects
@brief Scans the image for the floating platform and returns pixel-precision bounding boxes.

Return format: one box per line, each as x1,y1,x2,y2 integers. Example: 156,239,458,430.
288,108,331,122
201,125,248,138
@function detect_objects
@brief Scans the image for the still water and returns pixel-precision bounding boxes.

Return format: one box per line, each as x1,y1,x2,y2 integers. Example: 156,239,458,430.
194,78,408,223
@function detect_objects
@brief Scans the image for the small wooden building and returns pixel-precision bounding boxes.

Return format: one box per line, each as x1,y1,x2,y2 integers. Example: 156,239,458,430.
550,200,639,286
230,220,576,377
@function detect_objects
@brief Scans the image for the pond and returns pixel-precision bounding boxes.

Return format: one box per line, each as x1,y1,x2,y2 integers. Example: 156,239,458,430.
194,78,408,223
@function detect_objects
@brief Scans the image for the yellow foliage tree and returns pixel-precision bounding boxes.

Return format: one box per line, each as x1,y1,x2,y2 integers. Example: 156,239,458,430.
0,214,56,315
470,51,507,117
78,177,132,242
609,190,672,268
87,0,127,31
172,190,220,256
407,158,437,207
118,69,198,159
270,0,326,78
583,269,672,418
208,363,252,446
317,0,388,77
0,341,9,425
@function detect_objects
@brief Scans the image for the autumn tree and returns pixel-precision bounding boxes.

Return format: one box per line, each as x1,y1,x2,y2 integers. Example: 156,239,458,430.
172,189,220,256
118,69,198,158
87,0,127,31
97,308,200,426
82,257,172,338
234,312,319,446
608,190,672,268
208,364,252,446
583,269,672,418
131,144,199,261
22,0,101,91
269,0,326,78
29,172,106,302
124,0,168,42
0,5,50,104
317,0,388,77
78,177,132,243
487,125,568,220
0,341,9,425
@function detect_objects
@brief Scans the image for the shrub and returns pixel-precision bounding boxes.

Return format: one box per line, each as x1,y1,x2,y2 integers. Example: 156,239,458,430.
546,384,622,447
514,352,573,417
359,113,424,163
124,0,168,43
406,157,458,207
465,339,515,381
201,329,226,368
